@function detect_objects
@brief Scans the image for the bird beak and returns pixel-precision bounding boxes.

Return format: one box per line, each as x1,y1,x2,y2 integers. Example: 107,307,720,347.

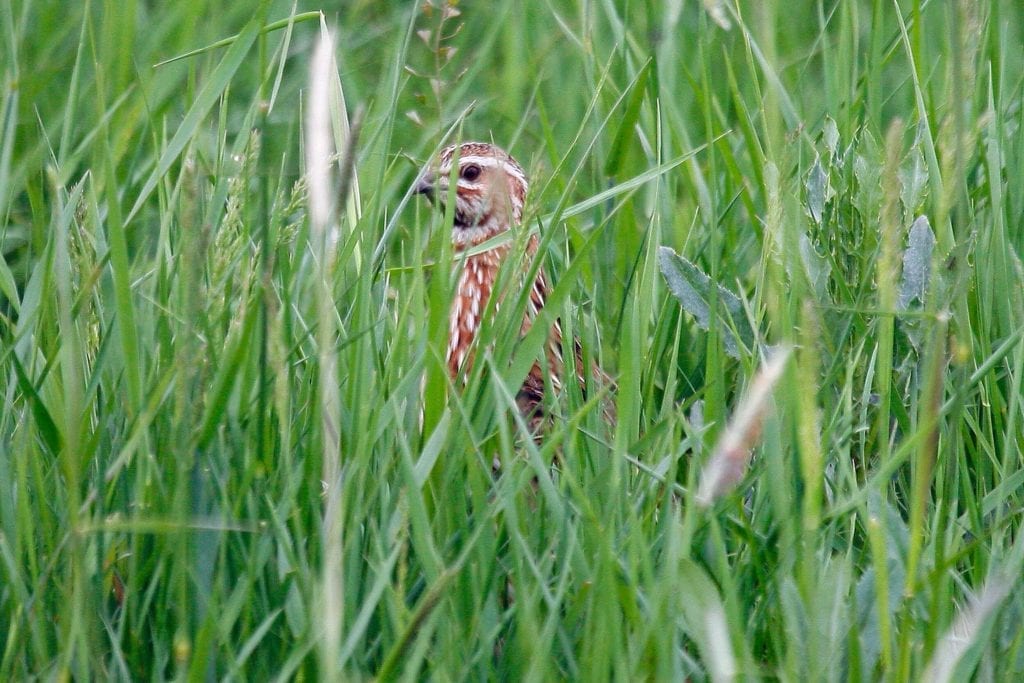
413,174,434,198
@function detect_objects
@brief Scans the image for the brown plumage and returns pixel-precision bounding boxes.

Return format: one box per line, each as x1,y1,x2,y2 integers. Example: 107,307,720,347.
414,142,607,427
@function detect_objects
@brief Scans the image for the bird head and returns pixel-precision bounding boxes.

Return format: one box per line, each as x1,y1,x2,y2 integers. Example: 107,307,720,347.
414,142,528,248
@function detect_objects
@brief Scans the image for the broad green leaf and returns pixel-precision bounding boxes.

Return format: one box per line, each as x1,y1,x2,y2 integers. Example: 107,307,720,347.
603,59,651,177
677,559,739,681
899,124,930,215
0,248,18,312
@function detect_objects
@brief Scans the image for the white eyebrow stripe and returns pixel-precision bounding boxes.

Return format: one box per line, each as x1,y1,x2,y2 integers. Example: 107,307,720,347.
454,155,504,167
437,152,528,193
459,157,527,184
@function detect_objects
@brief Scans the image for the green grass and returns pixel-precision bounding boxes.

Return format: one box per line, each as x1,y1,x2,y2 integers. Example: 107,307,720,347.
2,0,1023,678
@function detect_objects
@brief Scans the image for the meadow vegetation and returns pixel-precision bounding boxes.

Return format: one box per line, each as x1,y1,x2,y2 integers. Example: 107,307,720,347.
1,0,1023,678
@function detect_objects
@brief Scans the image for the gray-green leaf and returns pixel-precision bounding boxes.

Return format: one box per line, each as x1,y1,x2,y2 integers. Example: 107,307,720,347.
899,125,929,216
800,233,831,299
823,116,840,158
658,246,755,358
806,157,831,224
897,215,935,310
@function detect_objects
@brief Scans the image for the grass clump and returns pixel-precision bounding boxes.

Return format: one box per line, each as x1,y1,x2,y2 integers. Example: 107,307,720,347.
1,0,1023,679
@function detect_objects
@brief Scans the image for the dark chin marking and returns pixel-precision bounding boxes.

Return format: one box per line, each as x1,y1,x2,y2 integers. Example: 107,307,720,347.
429,201,471,230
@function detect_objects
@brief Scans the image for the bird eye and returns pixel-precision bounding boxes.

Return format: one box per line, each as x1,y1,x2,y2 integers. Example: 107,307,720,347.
461,164,481,181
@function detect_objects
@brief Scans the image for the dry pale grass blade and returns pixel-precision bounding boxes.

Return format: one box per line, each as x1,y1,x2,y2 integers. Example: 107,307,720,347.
696,346,792,507
317,14,362,254
704,605,737,682
306,22,335,240
306,26,344,678
701,0,732,30
922,575,1012,683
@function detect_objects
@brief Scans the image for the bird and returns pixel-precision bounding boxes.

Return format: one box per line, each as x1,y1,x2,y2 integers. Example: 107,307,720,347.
413,141,610,429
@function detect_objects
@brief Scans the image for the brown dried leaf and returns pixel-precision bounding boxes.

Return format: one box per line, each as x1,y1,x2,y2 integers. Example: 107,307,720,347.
696,346,791,506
